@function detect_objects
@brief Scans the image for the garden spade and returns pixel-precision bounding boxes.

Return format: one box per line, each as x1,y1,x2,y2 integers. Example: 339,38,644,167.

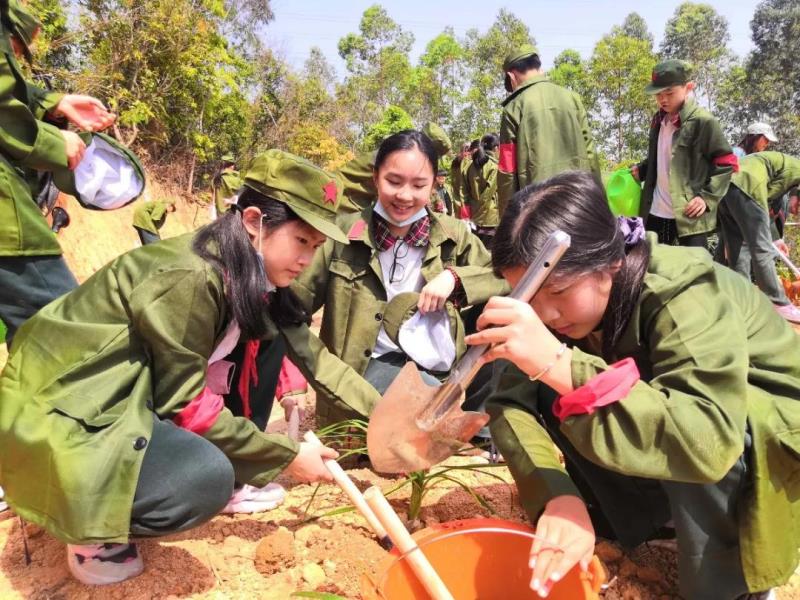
368,230,571,473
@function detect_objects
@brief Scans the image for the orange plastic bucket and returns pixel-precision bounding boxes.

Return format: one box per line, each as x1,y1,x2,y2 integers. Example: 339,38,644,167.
361,518,605,600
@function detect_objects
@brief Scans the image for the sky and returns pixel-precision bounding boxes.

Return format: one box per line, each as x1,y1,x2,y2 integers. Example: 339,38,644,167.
264,0,761,76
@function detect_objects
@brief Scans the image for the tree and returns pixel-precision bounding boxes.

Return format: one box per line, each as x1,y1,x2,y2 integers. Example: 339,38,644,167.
745,0,800,153
337,5,415,145
589,31,657,165
549,49,595,114
364,105,413,149
615,12,654,47
409,30,465,131
660,3,734,109
458,9,534,141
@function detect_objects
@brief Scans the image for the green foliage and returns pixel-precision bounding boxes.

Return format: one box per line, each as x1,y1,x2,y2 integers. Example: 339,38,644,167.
745,0,800,154
364,105,414,150
616,12,654,46
589,30,657,163
660,3,733,108
458,9,534,140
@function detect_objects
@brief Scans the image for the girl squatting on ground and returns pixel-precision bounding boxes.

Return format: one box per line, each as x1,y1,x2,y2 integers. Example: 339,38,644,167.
0,151,384,585
467,171,800,600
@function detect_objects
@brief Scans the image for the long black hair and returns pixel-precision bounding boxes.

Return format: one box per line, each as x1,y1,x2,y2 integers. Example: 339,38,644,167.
193,187,309,339
492,170,651,360
374,129,439,178
472,133,499,169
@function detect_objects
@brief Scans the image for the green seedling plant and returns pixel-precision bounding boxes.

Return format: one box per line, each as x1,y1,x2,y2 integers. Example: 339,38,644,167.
301,418,512,524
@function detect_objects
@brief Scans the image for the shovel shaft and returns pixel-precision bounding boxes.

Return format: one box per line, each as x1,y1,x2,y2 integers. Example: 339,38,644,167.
363,487,455,600
417,230,571,428
773,242,800,279
303,431,390,544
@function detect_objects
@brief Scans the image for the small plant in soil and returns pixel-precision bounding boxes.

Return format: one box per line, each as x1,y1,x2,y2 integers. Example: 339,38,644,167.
304,418,511,528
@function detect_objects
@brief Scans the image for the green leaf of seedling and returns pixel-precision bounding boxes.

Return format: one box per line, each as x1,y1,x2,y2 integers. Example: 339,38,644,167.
291,592,350,600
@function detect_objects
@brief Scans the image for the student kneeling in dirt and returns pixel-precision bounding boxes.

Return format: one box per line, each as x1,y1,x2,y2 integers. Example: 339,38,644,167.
0,151,381,585
467,171,800,600
292,130,509,428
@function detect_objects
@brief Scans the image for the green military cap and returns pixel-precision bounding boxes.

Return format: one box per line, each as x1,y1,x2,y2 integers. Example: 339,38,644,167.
52,132,146,210
422,123,452,158
220,153,236,163
382,291,466,372
7,0,40,59
645,59,693,94
502,43,539,72
243,149,348,244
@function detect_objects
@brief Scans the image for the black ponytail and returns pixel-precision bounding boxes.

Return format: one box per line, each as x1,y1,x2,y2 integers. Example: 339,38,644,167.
472,133,499,169
492,170,650,360
192,187,309,340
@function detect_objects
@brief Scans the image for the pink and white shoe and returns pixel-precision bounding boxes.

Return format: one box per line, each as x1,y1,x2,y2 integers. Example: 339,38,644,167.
221,483,286,514
67,543,143,585
775,303,800,324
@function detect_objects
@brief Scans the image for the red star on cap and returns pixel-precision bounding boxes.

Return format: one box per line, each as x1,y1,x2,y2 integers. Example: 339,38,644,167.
322,181,338,205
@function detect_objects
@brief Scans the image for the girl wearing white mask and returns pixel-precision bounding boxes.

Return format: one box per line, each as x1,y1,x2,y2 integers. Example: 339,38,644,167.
293,130,509,427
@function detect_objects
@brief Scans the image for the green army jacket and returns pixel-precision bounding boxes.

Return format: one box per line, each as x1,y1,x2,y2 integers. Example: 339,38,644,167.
497,75,601,217
132,201,171,234
449,159,465,213
731,151,800,212
292,206,510,426
0,233,379,543
460,156,474,207
213,170,241,214
0,30,68,256
466,152,500,227
487,237,800,591
637,99,734,236
335,150,377,214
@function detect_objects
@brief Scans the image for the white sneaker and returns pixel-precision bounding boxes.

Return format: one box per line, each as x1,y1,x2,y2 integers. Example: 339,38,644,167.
67,543,143,585
775,303,800,324
221,483,286,514
0,485,7,512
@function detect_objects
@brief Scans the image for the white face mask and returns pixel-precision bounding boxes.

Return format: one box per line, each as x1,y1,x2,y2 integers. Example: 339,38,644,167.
373,199,428,228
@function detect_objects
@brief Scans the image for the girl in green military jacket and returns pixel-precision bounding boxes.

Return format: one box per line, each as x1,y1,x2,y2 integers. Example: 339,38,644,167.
0,150,381,586
466,170,800,600
293,130,508,427
466,133,500,246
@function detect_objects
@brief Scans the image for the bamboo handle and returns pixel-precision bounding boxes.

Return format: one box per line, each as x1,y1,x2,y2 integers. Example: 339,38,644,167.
303,431,390,544
363,486,455,600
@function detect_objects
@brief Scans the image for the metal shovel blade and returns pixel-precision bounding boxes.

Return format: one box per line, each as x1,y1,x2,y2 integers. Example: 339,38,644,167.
366,230,571,474
367,362,489,473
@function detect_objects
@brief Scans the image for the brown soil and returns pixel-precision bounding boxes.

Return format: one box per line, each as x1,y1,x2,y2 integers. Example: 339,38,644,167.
1,193,800,598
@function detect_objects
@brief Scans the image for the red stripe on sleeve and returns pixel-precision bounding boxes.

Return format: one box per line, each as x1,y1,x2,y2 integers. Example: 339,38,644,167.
713,153,739,173
552,357,640,422
173,386,225,435
498,143,517,174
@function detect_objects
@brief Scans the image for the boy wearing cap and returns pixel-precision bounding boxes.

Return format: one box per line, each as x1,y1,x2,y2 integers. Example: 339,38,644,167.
0,0,115,345
632,59,736,249
498,44,601,217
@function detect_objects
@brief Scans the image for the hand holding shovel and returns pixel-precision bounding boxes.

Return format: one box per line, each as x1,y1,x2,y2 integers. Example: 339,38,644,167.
303,431,392,549
367,230,571,473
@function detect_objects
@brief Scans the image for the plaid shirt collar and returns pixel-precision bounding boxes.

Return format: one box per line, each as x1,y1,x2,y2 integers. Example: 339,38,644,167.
372,212,431,251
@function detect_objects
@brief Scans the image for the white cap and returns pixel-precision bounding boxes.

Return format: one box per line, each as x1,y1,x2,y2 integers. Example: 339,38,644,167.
747,122,778,142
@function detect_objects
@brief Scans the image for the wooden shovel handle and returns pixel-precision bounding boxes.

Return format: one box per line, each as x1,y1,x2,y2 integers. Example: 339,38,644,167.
303,431,389,542
363,486,455,600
